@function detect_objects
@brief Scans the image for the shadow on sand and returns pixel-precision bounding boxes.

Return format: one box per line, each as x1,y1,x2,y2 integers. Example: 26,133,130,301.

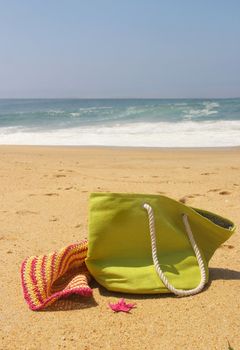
42,267,240,310
42,294,98,312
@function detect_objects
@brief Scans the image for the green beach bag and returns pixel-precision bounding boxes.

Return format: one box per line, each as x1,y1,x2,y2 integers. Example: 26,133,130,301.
85,192,236,296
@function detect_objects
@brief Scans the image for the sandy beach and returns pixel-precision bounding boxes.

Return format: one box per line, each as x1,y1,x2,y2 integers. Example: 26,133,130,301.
0,145,239,350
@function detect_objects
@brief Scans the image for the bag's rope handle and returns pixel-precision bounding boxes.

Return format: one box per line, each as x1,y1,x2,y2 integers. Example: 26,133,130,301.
143,203,207,296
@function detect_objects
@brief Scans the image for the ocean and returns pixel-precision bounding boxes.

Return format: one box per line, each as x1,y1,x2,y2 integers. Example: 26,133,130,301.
0,98,239,147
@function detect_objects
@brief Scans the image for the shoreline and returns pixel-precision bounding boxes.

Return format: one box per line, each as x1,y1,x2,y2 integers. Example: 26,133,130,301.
0,144,240,151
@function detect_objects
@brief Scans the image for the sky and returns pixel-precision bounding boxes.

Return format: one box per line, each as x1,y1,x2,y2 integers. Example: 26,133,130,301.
0,0,240,98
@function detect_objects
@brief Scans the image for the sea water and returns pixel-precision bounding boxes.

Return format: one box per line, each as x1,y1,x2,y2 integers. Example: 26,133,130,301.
0,98,239,147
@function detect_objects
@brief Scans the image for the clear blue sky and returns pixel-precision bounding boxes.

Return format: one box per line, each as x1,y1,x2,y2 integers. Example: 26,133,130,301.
0,0,240,98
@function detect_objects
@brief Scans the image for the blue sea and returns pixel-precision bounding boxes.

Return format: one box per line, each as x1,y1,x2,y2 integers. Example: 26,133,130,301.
0,98,239,147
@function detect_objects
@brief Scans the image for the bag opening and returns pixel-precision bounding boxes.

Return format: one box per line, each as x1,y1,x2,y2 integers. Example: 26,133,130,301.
194,208,234,230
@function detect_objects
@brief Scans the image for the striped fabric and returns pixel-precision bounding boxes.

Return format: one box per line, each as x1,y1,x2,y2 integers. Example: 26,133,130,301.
21,240,92,310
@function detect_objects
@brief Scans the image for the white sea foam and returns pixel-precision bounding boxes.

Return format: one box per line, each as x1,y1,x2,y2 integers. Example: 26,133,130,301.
69,112,82,117
203,102,220,108
47,109,65,116
78,106,113,111
0,121,239,147
183,109,218,120
183,102,219,120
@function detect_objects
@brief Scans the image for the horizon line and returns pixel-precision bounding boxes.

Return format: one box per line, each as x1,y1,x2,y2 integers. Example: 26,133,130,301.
0,96,240,100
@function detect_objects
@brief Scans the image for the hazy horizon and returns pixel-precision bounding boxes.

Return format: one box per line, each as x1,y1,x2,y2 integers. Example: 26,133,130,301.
0,97,240,100
1,96,240,99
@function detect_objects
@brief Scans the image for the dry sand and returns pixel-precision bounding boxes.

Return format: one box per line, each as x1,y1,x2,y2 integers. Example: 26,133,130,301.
0,146,239,350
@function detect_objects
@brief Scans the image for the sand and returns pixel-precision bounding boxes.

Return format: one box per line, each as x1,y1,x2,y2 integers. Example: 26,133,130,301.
0,145,239,350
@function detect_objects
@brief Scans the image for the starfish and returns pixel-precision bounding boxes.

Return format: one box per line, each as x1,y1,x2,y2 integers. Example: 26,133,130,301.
109,298,136,313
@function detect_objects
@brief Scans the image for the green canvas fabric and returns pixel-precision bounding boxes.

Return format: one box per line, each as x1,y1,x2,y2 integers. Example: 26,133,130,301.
86,192,236,294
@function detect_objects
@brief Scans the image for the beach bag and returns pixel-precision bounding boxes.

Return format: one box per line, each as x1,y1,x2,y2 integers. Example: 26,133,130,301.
86,192,236,296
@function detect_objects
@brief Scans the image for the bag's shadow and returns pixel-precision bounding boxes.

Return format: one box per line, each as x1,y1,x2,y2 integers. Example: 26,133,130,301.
96,267,240,300
209,267,240,281
42,267,240,310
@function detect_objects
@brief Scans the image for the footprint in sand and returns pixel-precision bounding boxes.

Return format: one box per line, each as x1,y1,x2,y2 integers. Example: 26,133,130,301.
64,186,73,190
58,169,73,173
44,193,59,197
16,210,39,215
201,172,216,176
49,217,58,222
179,197,188,204
208,189,222,193
219,191,231,195
179,193,203,203
221,244,234,249
54,174,66,178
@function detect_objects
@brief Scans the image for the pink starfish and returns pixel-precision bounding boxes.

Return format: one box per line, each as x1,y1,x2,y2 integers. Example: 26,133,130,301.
109,298,136,313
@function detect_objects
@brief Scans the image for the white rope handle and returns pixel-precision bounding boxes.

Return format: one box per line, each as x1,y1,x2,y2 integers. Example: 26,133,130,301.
143,203,207,296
